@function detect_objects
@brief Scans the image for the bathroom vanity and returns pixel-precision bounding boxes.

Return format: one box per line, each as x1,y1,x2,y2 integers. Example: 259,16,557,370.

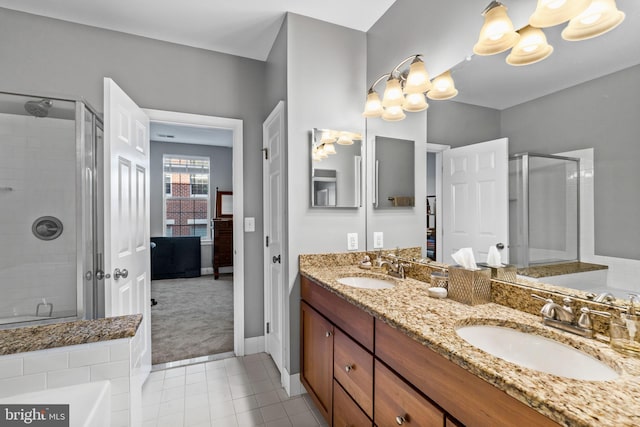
299,254,640,427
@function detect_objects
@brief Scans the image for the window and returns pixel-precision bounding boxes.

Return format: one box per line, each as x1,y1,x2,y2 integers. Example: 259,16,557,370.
163,155,211,239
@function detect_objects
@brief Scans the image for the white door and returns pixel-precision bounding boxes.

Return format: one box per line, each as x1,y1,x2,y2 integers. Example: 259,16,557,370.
263,102,285,379
103,79,151,387
442,138,509,265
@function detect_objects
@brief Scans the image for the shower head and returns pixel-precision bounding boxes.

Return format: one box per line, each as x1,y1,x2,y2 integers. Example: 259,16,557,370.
24,99,53,117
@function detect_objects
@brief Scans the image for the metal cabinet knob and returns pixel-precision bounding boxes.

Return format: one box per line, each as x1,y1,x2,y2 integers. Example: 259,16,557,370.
396,415,407,425
496,242,505,250
345,364,353,373
113,268,129,280
325,331,332,338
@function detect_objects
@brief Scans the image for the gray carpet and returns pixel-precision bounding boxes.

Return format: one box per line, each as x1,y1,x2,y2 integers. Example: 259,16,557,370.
151,275,234,365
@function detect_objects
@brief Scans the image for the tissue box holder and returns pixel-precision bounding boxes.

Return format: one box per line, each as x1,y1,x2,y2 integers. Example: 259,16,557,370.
477,263,517,282
448,266,491,305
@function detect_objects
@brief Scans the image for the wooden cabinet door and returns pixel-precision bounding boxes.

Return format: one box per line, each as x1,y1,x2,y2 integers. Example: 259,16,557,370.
375,360,445,427
301,301,333,424
334,379,373,427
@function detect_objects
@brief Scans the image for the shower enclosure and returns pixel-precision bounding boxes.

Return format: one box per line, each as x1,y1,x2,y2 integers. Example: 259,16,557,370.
509,153,580,268
0,91,103,327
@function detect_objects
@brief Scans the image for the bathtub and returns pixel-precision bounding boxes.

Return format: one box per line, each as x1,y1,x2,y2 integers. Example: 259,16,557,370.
0,381,111,427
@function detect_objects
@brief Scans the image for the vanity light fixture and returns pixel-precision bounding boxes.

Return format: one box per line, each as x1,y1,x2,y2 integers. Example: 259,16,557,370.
561,0,625,41
337,131,362,145
381,105,407,121
506,25,554,66
473,1,520,56
427,70,458,100
529,0,591,28
403,56,432,94
381,75,404,108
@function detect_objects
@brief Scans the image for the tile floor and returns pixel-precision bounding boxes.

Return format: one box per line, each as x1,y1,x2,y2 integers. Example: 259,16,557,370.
142,353,328,427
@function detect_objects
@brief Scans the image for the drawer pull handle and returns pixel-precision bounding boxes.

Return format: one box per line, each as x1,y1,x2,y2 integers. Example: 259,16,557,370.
325,331,332,337
345,364,353,373
396,415,407,425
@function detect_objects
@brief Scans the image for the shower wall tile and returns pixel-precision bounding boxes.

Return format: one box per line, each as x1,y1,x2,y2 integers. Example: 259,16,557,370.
0,373,46,398
0,112,77,319
70,346,110,368
47,366,91,388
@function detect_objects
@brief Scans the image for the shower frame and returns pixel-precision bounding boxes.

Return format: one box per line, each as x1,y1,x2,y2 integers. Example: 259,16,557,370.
510,152,581,268
0,90,103,326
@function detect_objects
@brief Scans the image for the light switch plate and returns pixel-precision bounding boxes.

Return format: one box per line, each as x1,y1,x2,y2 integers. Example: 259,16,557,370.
373,232,384,249
244,217,255,232
347,233,358,251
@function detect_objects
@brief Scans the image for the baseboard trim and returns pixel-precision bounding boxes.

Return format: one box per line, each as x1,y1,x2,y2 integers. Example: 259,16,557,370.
283,369,304,397
244,336,265,355
201,267,213,275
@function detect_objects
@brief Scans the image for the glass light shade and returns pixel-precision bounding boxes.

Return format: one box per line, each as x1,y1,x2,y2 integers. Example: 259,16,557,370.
402,92,429,112
320,130,337,144
529,0,591,28
312,149,322,162
323,142,337,155
381,77,404,107
336,133,354,145
506,26,554,66
473,4,520,56
562,0,625,41
317,146,328,159
362,90,384,118
427,71,458,100
403,59,432,94
382,105,406,121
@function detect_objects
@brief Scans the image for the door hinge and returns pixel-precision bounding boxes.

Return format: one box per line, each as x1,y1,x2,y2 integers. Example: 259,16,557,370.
266,236,269,247
266,322,270,334
262,148,269,160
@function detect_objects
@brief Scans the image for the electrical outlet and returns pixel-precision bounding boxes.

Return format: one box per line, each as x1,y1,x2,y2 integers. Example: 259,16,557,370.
373,232,384,249
244,217,255,232
347,233,358,251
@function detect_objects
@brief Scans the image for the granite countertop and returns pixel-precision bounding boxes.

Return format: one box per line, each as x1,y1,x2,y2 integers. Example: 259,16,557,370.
300,263,640,427
517,261,608,278
0,315,142,356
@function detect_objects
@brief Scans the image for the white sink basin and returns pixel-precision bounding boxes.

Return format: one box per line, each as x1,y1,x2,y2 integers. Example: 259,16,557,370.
456,325,619,381
337,276,395,290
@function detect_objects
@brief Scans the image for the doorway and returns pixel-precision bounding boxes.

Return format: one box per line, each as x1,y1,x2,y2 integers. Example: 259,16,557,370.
144,108,245,366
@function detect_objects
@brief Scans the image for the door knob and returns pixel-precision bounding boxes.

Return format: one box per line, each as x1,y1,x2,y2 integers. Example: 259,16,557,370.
113,268,129,280
272,255,281,264
496,242,505,250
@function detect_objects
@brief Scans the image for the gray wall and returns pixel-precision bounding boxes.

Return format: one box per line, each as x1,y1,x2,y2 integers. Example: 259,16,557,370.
286,13,367,374
0,7,267,338
149,141,232,269
265,18,288,117
427,101,501,147
502,65,640,260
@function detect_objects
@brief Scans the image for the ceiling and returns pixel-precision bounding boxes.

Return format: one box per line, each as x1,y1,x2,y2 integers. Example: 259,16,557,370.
0,0,396,61
450,0,640,110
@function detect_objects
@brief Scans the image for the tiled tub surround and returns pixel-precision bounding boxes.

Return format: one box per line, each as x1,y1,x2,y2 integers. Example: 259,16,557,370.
299,254,640,426
0,315,144,427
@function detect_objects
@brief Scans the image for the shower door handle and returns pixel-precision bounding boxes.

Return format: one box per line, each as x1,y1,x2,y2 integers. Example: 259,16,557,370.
113,268,129,280
95,270,110,280
496,243,505,250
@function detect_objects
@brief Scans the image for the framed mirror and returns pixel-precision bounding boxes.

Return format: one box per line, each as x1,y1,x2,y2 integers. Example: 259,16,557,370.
310,128,363,208
373,136,415,208
215,189,233,218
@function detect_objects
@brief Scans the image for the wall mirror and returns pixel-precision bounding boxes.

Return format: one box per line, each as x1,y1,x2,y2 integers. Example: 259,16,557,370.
215,189,233,218
310,128,363,208
417,0,640,308
373,136,415,208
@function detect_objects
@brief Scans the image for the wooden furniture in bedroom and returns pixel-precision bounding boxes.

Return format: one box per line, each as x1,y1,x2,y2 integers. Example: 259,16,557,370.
212,189,233,279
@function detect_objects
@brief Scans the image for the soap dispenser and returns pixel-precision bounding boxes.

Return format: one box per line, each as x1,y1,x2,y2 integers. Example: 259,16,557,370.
610,294,640,357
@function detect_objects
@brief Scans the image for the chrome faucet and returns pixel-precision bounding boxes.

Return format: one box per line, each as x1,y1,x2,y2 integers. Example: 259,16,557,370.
379,255,409,279
586,292,616,303
531,294,610,338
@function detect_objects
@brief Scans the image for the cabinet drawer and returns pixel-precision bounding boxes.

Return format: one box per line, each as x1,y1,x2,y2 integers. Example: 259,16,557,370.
375,320,559,427
375,360,444,427
333,379,372,427
301,276,374,351
334,329,373,417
